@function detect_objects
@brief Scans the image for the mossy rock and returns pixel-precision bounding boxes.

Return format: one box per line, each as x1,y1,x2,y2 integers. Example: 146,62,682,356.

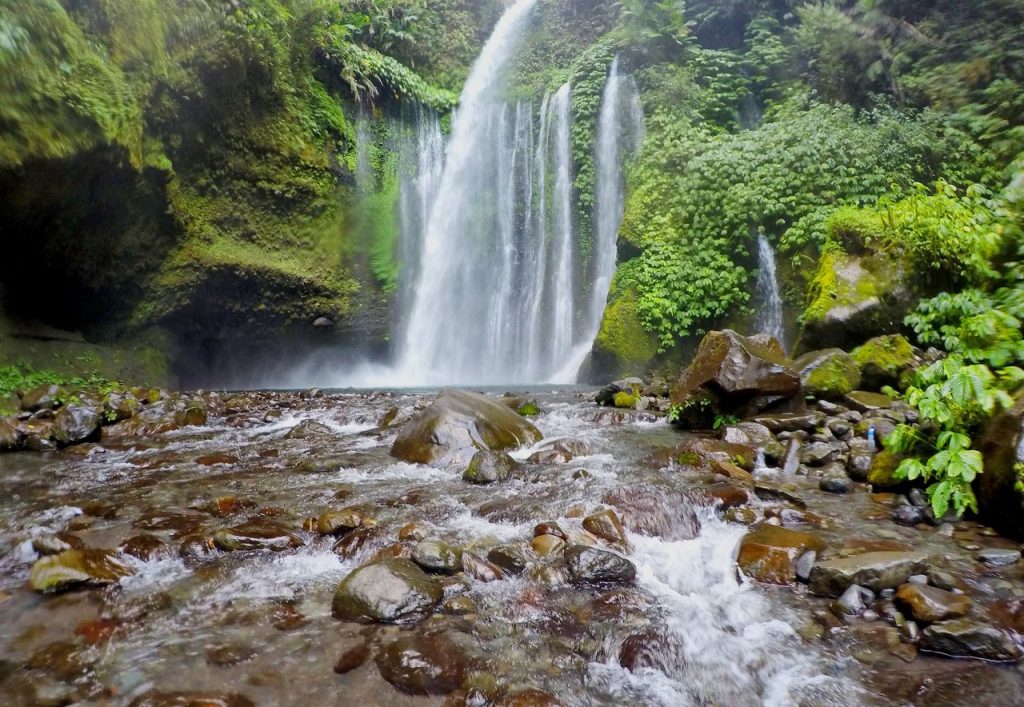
612,392,637,409
868,450,906,489
852,335,918,391
799,251,913,354
825,206,885,255
794,349,862,400
592,289,659,380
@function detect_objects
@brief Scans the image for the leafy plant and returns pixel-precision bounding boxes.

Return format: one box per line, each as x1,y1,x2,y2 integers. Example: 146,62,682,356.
885,356,1024,517
713,414,740,430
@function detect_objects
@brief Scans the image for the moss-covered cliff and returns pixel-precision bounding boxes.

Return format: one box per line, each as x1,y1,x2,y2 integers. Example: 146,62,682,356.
0,0,498,382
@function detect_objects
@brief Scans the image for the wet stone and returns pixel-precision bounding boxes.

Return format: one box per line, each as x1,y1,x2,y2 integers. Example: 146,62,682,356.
29,549,134,592
412,539,463,574
334,641,370,674
582,509,629,548
564,545,636,585
463,449,519,484
531,534,566,556
533,521,567,540
212,519,304,552
892,504,927,526
737,525,826,585
487,543,534,576
53,403,101,447
284,419,334,439
978,548,1022,566
376,628,480,695
331,527,379,560
316,507,372,536
920,619,1023,662
461,551,503,582
602,485,701,541
129,691,255,707
332,558,441,623
809,551,930,596
819,474,852,494
895,583,973,623
31,532,84,556
121,534,172,561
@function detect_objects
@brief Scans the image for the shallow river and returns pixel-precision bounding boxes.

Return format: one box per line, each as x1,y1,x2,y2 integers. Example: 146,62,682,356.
1,389,1023,706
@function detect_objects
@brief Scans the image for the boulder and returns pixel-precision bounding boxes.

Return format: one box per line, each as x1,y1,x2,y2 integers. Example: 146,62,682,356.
29,549,134,592
751,412,826,433
375,629,480,695
316,507,373,536
20,384,62,412
564,545,636,585
895,583,972,623
808,551,929,596
736,525,826,585
976,393,1024,539
852,335,918,390
332,558,441,623
486,544,534,576
0,417,24,451
669,330,800,425
720,422,774,448
463,450,519,484
798,251,911,353
845,391,895,414
602,485,701,541
920,619,1022,662
794,349,862,400
391,389,542,465
52,403,101,447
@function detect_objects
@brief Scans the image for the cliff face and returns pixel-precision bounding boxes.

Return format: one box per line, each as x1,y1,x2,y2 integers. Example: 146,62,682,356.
0,0,498,383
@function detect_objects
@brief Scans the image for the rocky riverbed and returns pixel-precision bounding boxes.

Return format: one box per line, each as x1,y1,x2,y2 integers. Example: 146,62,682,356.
1,381,1024,706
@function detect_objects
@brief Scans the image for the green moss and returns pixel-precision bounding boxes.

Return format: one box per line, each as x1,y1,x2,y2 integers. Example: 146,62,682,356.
825,206,885,254
595,289,660,371
675,451,702,466
612,391,637,409
852,334,917,389
803,352,862,400
515,401,540,417
868,449,905,488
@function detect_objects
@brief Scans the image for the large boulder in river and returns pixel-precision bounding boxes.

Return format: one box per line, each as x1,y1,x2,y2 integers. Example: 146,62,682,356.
332,558,441,623
669,330,800,426
391,389,542,465
920,619,1022,662
52,403,102,447
793,349,861,400
976,393,1024,539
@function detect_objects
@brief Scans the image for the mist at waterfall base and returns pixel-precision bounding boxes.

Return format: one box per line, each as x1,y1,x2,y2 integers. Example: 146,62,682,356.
286,0,644,390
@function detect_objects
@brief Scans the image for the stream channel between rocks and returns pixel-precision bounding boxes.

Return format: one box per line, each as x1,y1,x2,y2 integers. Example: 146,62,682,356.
2,388,1024,706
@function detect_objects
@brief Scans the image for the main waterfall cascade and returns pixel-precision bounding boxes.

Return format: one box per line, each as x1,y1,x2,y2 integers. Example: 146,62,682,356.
379,0,644,386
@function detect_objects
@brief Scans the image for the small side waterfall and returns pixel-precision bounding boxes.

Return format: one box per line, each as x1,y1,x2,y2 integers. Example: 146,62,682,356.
754,234,786,347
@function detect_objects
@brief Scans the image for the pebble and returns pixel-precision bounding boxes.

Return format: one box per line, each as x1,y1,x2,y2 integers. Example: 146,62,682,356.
907,574,928,586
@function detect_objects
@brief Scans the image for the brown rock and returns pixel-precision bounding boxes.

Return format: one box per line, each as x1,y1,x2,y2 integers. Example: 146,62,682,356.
737,524,826,584
582,509,629,547
895,583,972,623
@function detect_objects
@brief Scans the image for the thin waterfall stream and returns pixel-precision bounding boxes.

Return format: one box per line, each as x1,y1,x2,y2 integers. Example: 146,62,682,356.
755,233,786,348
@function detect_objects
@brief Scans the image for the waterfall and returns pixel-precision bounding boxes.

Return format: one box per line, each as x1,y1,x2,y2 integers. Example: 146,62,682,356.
579,57,645,367
394,0,538,385
337,1,645,387
395,109,444,334
754,233,786,347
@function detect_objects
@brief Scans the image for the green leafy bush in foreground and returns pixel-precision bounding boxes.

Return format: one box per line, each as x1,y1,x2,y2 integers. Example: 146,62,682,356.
886,356,1024,518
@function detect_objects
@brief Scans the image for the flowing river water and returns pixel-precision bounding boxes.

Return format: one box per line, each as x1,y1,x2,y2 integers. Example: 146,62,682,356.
3,389,1024,705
